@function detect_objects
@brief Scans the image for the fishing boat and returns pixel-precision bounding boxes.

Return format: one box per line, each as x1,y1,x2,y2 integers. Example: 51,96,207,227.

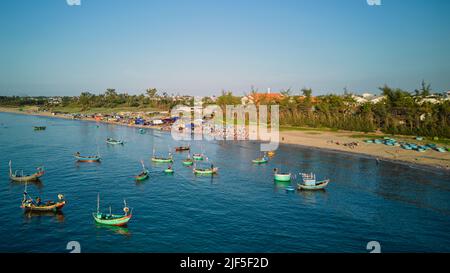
92,194,132,226
182,156,194,166
274,173,291,182
192,153,204,161
74,152,101,162
193,166,218,175
297,173,330,191
164,167,174,174
436,147,446,153
106,138,124,145
21,184,65,212
193,168,218,175
135,161,149,181
252,156,269,164
33,126,46,131
151,148,173,163
9,161,45,182
183,160,194,166
175,145,190,152
151,156,173,163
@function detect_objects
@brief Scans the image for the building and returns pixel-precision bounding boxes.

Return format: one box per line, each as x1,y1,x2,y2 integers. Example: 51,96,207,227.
241,88,284,105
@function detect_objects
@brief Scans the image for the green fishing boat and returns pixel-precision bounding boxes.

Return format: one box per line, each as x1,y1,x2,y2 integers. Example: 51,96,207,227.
151,157,173,163
182,159,194,166
92,194,132,226
164,168,174,174
252,157,269,164
274,172,291,182
151,149,173,163
33,126,46,131
193,167,218,175
193,153,204,161
135,161,149,181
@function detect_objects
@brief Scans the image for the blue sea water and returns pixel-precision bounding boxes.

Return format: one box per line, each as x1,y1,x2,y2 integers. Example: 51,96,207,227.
0,112,449,253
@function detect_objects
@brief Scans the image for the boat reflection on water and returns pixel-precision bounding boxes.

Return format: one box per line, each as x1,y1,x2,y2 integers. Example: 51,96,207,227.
23,210,65,223
297,189,328,205
95,223,131,237
11,180,44,190
273,181,292,192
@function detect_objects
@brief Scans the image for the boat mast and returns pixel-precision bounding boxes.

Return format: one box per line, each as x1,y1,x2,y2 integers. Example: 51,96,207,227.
23,182,28,203
97,193,100,214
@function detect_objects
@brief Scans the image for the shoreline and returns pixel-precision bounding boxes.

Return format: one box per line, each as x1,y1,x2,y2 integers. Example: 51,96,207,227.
1,107,449,172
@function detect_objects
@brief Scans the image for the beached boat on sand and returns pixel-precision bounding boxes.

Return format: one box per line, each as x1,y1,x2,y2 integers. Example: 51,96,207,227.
9,160,44,182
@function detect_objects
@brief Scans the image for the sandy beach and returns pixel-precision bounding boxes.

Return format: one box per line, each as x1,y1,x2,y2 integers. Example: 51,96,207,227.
1,107,449,171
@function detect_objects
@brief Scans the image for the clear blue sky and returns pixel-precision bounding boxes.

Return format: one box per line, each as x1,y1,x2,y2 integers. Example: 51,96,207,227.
0,0,449,96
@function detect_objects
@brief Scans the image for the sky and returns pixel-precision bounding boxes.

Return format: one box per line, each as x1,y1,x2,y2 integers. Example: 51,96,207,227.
0,0,449,96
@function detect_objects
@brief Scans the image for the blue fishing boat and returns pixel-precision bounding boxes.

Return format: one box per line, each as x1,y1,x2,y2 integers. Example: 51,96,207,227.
409,144,418,149
401,144,413,150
